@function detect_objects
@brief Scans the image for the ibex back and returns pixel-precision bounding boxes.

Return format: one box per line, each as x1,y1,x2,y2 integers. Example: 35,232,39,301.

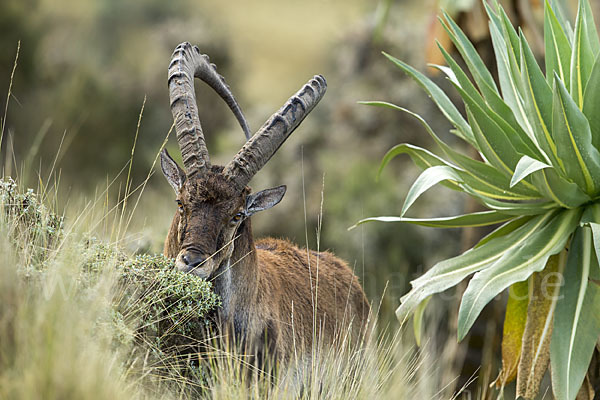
161,42,369,361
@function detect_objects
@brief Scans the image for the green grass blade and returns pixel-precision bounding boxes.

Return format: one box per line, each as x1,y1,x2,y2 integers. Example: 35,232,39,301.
352,211,513,229
457,208,581,340
382,52,475,146
545,0,572,88
582,55,600,151
396,212,556,325
552,75,600,194
401,166,462,216
550,226,600,400
510,156,551,187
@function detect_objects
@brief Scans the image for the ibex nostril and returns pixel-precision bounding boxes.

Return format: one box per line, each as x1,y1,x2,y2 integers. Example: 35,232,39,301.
181,252,204,269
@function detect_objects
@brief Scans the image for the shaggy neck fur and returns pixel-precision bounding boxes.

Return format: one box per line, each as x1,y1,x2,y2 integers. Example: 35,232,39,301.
211,218,258,328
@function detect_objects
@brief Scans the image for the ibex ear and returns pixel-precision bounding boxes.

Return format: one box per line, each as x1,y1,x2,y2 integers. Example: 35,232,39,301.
160,149,185,193
246,185,286,216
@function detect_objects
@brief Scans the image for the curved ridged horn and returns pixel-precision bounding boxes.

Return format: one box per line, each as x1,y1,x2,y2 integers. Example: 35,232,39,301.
168,42,251,177
223,75,327,189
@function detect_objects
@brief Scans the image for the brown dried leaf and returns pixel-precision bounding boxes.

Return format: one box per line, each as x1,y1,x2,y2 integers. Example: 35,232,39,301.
575,374,595,400
516,252,565,399
493,279,529,388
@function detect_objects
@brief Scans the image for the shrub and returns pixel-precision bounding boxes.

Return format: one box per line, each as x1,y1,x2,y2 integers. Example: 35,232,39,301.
0,177,63,265
0,177,220,394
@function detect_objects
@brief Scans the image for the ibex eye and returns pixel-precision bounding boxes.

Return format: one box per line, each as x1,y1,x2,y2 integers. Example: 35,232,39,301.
231,213,243,223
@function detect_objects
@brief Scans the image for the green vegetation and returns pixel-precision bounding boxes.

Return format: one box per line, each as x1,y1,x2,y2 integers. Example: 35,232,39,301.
360,1,600,398
0,177,220,397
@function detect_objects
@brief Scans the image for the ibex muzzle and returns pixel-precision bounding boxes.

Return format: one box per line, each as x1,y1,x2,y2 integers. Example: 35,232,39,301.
161,42,368,359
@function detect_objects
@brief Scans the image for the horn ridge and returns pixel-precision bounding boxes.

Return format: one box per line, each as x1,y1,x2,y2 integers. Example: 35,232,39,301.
169,43,210,176
168,42,252,177
224,75,327,189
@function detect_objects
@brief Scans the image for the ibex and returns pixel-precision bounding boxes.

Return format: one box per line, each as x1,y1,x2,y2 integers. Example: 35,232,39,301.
161,42,369,361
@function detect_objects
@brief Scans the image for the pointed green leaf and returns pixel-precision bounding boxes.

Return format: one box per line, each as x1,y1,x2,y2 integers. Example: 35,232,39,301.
382,52,475,146
441,12,499,97
530,168,591,209
489,17,536,144
520,32,564,171
396,212,556,325
511,156,551,188
570,1,597,108
464,106,521,174
401,166,462,216
498,4,522,63
484,1,522,65
437,42,537,157
377,143,457,179
431,44,480,101
475,196,557,216
458,208,581,340
591,223,600,263
413,296,430,347
552,75,600,194
551,226,600,400
352,211,514,229
475,216,534,249
582,55,600,151
450,78,544,167
549,0,573,39
362,101,543,201
581,203,600,225
545,0,572,87
581,0,600,56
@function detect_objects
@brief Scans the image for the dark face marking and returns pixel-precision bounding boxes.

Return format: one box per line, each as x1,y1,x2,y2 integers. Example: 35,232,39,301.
173,168,248,278
161,155,287,279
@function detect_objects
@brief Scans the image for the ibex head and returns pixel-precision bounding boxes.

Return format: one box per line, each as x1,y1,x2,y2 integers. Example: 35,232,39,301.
160,42,326,279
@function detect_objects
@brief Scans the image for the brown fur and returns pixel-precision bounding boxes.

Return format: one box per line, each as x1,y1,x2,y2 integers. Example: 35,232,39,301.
163,168,369,361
